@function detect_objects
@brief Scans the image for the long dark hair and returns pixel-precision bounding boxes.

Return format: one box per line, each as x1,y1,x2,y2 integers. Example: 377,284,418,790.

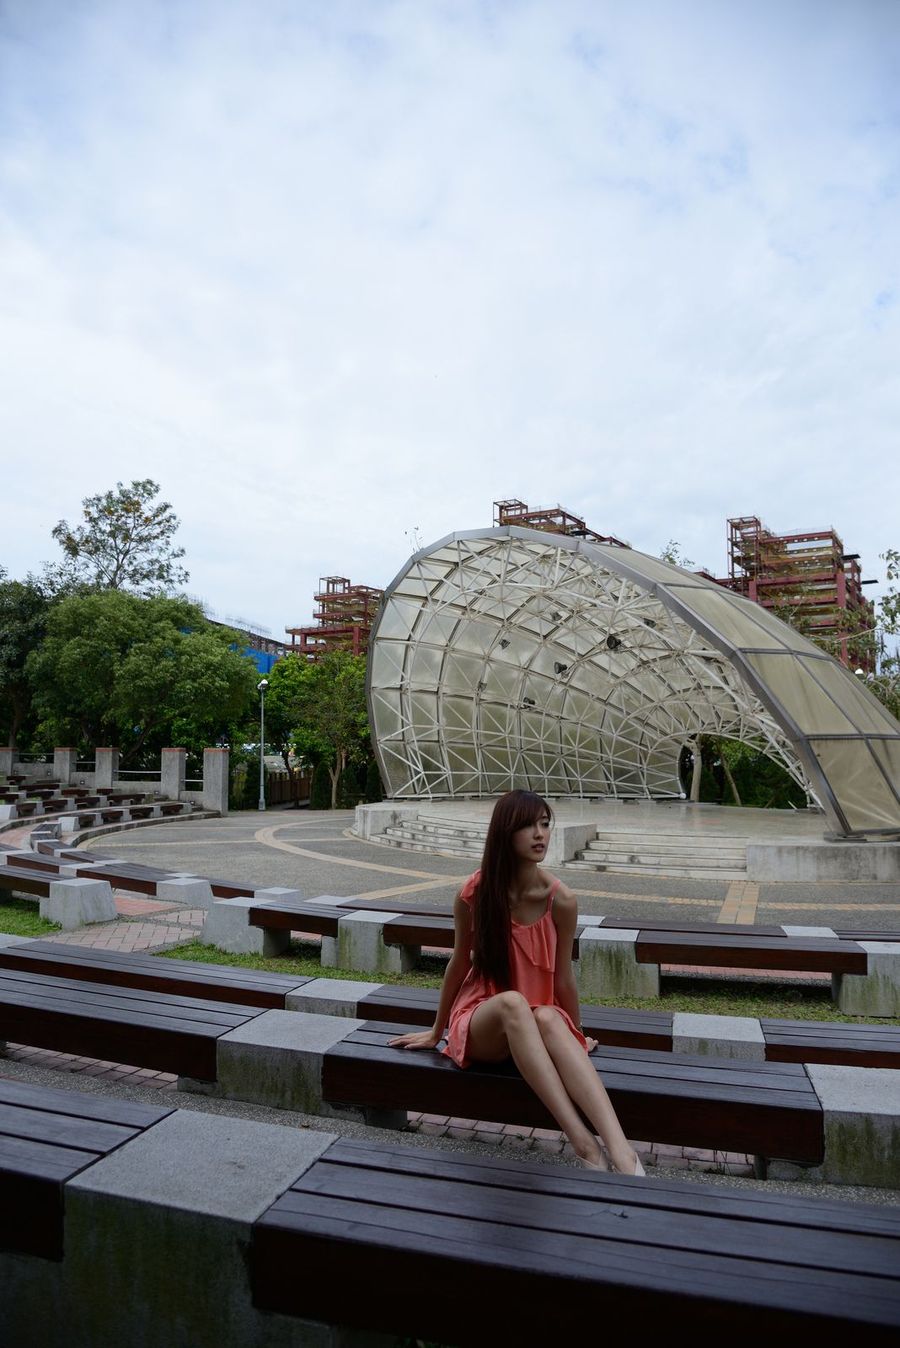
472,790,553,988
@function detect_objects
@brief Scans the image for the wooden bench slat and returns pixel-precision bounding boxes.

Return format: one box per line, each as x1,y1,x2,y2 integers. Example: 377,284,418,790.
252,1154,900,1338
0,1076,173,1127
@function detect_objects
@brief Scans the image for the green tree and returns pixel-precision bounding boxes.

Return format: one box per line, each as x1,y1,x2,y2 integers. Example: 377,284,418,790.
26,590,257,761
0,573,52,750
264,651,370,809
50,479,189,595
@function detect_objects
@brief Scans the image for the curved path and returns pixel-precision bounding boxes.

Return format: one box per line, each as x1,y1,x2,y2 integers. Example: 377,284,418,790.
83,808,900,931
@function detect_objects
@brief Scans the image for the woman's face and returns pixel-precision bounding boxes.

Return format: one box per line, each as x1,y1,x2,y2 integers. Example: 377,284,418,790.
511,811,552,863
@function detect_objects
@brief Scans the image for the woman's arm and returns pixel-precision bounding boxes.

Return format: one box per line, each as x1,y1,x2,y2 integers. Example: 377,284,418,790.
551,886,594,1048
389,892,472,1049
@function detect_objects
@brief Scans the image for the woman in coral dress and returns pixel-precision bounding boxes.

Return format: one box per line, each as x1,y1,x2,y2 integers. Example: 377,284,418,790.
390,789,644,1175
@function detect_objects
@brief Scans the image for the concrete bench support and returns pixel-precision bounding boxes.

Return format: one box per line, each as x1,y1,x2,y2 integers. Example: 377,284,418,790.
576,928,660,998
322,910,419,975
833,943,900,1017
286,977,383,1017
39,878,116,930
201,890,302,956
183,1009,406,1128
767,1064,900,1188
0,1108,354,1348
155,877,214,909
672,1013,765,1061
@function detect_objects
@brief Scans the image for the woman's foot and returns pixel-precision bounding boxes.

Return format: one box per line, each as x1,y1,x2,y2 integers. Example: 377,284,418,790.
608,1148,645,1177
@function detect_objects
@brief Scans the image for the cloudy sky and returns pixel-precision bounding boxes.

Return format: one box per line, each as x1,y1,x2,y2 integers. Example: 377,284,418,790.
1,0,898,638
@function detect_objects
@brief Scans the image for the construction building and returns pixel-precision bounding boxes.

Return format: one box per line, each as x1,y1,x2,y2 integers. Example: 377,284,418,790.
286,576,384,661
493,499,628,547
714,516,876,671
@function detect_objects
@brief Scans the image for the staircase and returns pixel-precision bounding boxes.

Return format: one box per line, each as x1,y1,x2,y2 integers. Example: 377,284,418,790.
565,830,748,880
378,812,488,860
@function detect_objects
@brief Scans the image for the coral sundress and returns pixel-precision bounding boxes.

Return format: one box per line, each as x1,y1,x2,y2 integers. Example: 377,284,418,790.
442,871,588,1069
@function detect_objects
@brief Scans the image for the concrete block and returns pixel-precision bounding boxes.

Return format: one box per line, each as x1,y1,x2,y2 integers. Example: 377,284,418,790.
577,915,606,927
39,877,116,930
155,877,214,908
781,926,837,938
0,931,35,947
353,801,421,840
833,943,900,1017
545,823,597,866
201,897,290,956
748,839,900,883
0,804,17,822
255,886,304,904
672,1013,765,1061
575,928,660,998
322,910,417,975
208,1010,405,1126
769,1065,900,1188
64,1109,342,1348
286,977,383,1017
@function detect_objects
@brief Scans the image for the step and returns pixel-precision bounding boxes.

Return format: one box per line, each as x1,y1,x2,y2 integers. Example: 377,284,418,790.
563,859,748,880
577,850,745,871
582,840,746,860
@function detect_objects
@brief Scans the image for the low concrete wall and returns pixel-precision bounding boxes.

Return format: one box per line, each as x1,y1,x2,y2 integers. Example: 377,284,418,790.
748,840,900,882
353,801,422,840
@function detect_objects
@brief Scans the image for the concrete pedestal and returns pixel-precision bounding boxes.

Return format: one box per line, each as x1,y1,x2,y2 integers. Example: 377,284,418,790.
575,928,660,998
39,878,117,930
833,943,900,1016
321,911,418,975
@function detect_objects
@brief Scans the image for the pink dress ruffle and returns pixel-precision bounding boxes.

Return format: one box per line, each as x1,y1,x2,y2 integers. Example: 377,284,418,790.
442,871,588,1069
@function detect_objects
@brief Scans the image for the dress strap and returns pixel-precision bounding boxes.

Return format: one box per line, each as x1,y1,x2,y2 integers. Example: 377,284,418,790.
546,877,562,912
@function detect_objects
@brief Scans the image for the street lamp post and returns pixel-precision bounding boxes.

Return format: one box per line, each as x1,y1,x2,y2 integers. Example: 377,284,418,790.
257,678,269,812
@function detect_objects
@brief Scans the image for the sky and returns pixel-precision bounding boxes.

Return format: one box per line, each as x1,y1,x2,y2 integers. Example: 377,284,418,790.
1,0,898,639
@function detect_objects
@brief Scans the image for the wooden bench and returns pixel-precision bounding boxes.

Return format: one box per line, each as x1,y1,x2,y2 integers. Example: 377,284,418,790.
321,1021,825,1164
0,966,262,1079
2,940,897,1068
0,940,312,1009
251,1137,900,1341
7,1079,897,1343
0,1077,173,1259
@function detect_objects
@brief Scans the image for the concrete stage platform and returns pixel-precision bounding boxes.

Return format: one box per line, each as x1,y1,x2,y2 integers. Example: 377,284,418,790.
355,799,900,883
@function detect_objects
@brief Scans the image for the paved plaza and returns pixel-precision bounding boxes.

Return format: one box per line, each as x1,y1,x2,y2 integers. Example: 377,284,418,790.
2,808,899,1202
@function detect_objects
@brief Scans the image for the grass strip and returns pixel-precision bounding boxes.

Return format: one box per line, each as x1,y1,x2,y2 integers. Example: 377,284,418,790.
0,896,62,937
158,939,899,1024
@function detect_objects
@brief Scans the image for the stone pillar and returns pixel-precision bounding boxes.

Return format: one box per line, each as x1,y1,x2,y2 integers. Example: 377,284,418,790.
161,748,186,800
576,928,660,999
54,748,77,784
0,748,13,777
202,747,229,815
95,747,120,790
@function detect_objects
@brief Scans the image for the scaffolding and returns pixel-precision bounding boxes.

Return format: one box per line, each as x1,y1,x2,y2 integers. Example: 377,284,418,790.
286,576,384,661
493,499,628,548
724,516,875,670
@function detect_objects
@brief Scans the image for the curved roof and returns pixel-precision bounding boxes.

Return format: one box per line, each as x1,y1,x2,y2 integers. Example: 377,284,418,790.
367,527,900,836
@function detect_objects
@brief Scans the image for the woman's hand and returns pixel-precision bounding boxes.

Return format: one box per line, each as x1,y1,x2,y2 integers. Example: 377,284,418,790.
388,1028,443,1051
585,1036,598,1053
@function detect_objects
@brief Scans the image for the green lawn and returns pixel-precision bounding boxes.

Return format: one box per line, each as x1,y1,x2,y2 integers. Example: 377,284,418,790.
0,896,61,937
158,939,898,1024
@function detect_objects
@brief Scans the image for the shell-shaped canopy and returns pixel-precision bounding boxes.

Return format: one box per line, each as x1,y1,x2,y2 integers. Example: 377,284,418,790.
368,528,900,837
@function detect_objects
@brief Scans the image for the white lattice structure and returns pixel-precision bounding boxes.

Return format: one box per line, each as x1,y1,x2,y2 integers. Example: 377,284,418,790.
368,529,900,837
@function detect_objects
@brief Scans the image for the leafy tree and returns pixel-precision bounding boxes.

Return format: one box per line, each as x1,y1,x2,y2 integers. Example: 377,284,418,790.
26,591,257,761
50,479,189,595
0,574,52,750
659,540,694,568
264,651,370,809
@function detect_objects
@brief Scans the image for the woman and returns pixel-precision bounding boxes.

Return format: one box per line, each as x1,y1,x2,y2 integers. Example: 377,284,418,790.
390,789,644,1175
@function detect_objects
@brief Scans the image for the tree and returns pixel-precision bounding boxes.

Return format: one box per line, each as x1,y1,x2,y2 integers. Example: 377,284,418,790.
264,651,370,809
659,540,694,569
50,479,189,595
0,574,52,750
26,590,257,761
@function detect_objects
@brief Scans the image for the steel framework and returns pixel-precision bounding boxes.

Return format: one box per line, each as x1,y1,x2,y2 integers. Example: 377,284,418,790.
368,528,900,837
286,576,384,661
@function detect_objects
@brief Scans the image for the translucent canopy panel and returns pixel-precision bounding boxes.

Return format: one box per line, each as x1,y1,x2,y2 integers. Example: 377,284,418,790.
368,528,900,836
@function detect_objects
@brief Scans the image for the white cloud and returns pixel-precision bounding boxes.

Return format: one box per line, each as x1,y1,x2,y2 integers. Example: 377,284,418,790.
1,0,898,635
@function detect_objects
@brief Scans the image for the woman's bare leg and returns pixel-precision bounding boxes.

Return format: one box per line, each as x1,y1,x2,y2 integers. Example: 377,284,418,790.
467,992,604,1165
532,1006,639,1173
